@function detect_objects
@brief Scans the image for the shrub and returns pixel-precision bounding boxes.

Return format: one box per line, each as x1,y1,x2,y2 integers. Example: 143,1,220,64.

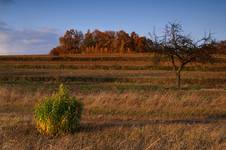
34,84,83,135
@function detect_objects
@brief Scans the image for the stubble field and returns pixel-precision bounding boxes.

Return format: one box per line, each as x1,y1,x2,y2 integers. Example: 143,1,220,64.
1,53,226,150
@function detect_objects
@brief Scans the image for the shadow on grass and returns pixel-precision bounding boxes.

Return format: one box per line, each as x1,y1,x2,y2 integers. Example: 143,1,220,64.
3,117,226,137
77,117,226,133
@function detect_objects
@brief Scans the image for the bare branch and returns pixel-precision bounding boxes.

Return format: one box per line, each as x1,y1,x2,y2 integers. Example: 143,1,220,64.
150,21,217,89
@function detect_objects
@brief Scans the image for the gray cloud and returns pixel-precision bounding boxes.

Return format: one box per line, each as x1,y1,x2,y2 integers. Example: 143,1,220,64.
0,21,8,27
0,21,59,55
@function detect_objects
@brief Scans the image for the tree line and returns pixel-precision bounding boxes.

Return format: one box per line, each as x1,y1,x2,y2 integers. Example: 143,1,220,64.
50,29,153,55
50,28,225,56
49,22,225,89
216,41,226,54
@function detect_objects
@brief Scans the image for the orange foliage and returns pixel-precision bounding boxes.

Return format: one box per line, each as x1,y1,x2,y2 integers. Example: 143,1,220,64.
50,29,153,55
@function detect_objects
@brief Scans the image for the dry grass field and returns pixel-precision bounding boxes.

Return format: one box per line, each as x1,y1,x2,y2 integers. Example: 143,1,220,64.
1,53,226,149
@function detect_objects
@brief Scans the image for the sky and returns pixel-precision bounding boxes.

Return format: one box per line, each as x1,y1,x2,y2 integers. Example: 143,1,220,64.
0,0,225,55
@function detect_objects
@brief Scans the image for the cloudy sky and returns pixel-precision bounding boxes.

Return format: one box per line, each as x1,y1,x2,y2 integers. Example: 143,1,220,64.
0,0,226,55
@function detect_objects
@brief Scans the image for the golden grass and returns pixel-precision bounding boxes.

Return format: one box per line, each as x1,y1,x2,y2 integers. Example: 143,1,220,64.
0,85,226,149
1,113,226,149
1,53,226,149
1,87,226,120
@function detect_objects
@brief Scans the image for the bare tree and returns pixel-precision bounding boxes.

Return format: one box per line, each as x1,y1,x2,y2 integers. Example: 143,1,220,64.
152,22,216,89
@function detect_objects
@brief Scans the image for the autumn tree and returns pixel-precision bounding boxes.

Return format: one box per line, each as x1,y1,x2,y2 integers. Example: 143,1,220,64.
116,30,130,53
59,29,83,53
136,36,151,52
82,30,96,52
130,32,139,51
104,31,117,52
91,30,105,52
129,32,152,52
50,29,153,55
216,40,226,54
152,22,216,89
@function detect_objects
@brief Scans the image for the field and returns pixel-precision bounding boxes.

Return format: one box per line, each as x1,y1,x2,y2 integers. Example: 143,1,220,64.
1,53,226,150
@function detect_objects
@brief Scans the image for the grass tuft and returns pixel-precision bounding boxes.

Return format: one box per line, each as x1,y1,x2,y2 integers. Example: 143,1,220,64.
34,84,83,135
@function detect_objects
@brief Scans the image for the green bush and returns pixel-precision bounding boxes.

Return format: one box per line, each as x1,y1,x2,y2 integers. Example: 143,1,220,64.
34,84,83,135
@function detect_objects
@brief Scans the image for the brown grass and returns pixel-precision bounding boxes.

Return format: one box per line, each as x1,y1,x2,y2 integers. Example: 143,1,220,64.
1,87,226,149
1,54,226,149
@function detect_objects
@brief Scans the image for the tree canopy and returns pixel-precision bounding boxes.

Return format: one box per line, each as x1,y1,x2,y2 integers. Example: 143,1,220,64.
50,29,153,55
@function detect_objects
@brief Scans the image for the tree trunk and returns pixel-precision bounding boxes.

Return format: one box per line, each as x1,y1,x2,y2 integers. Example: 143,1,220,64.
176,71,181,89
